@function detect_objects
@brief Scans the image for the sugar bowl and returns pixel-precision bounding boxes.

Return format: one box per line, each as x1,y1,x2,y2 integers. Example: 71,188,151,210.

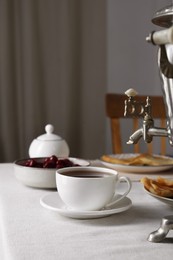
29,124,70,158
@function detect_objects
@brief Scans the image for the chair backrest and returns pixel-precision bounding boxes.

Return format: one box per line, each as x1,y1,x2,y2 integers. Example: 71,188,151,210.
106,93,167,155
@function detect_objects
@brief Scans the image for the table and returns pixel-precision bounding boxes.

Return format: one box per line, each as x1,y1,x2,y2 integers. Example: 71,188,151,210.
1,163,173,260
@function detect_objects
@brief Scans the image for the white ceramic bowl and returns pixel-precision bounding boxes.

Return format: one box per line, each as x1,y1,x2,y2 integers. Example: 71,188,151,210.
14,157,90,189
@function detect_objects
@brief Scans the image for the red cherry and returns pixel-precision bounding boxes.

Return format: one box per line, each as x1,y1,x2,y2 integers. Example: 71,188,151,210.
49,155,58,163
56,158,73,168
43,161,56,168
25,159,37,167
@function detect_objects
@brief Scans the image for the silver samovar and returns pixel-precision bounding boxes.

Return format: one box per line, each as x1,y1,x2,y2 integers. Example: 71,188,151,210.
124,6,173,243
124,5,173,147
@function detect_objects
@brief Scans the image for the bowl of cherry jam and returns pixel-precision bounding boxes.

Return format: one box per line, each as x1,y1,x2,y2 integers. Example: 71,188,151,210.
14,155,90,188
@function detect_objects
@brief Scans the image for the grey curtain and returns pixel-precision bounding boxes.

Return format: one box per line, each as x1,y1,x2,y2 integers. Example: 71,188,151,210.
0,0,106,162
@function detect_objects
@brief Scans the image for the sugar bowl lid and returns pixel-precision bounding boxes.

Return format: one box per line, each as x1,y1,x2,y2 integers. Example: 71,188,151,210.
37,124,62,141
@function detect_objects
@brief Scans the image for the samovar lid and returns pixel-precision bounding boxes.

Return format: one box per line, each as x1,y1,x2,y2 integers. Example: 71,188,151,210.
152,5,173,28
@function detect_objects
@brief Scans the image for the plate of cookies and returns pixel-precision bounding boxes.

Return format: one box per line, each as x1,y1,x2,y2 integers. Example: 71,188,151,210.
100,153,173,173
141,176,173,206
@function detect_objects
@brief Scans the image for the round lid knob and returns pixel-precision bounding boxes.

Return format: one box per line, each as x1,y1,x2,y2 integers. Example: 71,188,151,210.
37,124,62,141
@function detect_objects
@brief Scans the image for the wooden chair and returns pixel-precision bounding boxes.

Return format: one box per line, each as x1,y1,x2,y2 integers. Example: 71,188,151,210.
106,93,167,155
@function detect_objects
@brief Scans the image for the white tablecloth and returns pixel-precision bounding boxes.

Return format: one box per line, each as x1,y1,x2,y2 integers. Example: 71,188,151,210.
1,163,173,260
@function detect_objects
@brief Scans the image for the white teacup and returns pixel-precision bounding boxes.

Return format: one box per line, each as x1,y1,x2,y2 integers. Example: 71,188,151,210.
56,166,132,211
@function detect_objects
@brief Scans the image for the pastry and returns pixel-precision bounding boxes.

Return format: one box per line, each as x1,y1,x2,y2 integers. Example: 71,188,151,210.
141,177,173,198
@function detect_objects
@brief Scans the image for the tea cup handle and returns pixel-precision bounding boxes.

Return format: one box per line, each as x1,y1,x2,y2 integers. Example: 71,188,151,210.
106,176,132,208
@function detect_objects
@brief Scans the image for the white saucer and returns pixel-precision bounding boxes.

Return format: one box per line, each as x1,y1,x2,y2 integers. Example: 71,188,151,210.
40,192,132,219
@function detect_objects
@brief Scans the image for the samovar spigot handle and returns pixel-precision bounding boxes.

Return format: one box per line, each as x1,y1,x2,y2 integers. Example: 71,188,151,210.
124,88,151,119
